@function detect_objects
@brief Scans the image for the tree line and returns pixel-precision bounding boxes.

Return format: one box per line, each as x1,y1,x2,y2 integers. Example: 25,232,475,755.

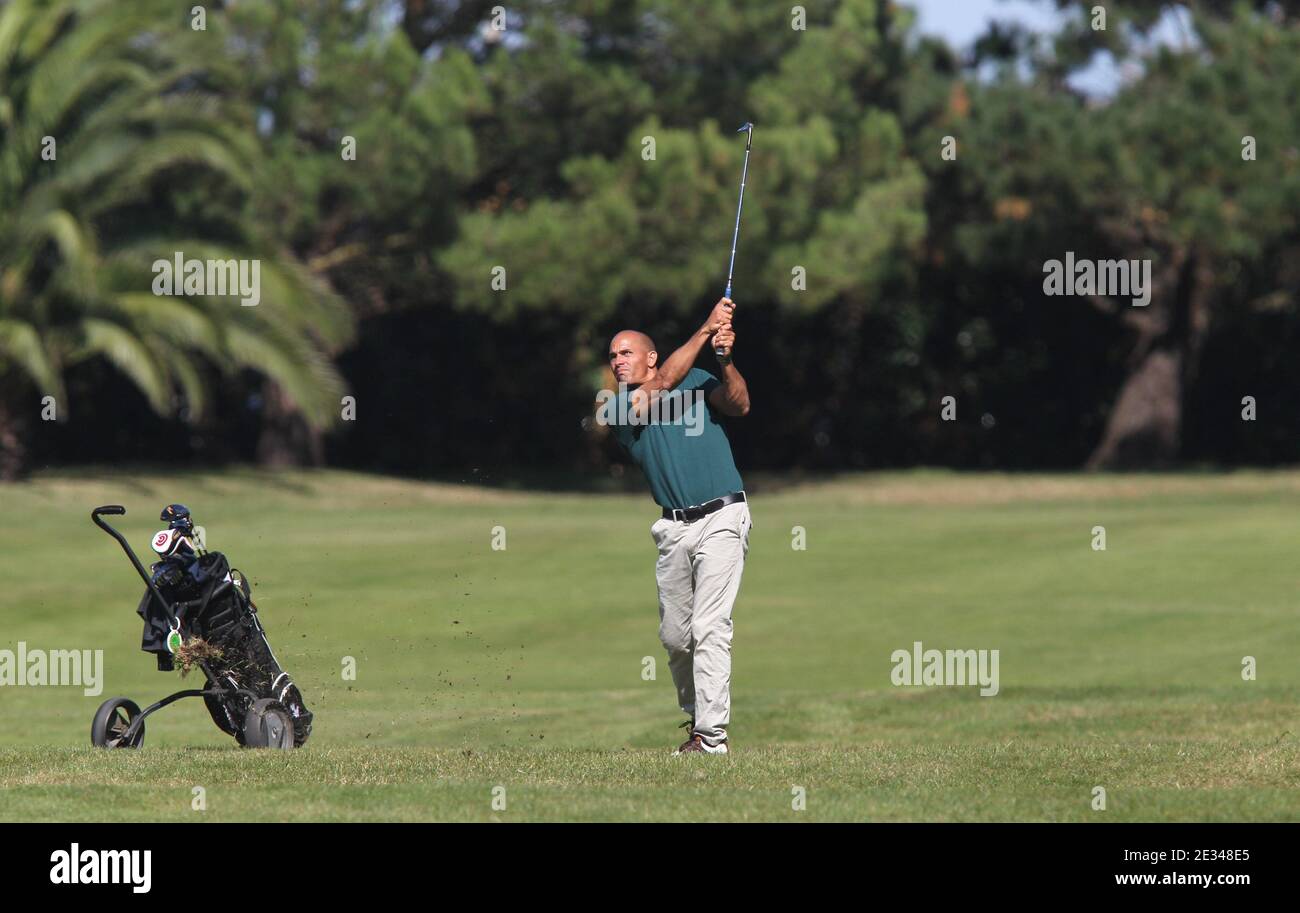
2,0,1298,481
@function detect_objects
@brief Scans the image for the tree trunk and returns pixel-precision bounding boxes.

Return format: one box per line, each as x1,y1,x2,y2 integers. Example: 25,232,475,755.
1085,249,1215,470
0,390,29,481
1085,348,1182,469
255,381,323,468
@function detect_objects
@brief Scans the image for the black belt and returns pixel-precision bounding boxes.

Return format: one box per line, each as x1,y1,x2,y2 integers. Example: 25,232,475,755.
663,491,746,523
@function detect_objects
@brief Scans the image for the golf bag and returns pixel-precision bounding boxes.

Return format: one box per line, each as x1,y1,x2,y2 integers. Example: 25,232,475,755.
136,534,313,748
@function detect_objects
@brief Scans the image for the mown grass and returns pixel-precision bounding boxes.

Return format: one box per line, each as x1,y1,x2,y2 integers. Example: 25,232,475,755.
1,467,1298,821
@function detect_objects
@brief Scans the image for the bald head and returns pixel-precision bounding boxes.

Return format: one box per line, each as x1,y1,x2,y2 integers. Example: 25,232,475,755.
611,330,655,353
608,330,658,386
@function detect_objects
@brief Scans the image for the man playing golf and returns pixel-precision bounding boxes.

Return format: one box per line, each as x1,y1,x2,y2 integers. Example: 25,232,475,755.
605,297,752,755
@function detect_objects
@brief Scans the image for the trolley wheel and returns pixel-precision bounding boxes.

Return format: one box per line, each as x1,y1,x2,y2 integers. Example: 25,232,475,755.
242,698,295,750
91,698,144,749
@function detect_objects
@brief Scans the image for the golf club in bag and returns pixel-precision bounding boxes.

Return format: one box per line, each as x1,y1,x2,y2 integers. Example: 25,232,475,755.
89,503,312,750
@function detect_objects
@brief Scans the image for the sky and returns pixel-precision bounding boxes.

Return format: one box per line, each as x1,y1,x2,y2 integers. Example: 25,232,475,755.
907,0,1195,97
910,0,1066,46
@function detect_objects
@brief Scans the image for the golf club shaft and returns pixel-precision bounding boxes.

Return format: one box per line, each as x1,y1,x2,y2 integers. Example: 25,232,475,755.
718,124,753,357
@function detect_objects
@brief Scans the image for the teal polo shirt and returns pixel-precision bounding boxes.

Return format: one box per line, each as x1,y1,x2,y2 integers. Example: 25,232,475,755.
607,368,745,510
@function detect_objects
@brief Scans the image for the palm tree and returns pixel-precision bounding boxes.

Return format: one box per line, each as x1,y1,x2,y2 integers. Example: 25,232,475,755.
0,0,354,478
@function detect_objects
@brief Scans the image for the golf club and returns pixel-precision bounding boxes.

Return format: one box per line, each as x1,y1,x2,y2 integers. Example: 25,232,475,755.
718,121,754,357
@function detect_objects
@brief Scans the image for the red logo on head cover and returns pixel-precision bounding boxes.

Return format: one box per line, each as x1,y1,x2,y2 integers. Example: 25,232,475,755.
155,532,169,547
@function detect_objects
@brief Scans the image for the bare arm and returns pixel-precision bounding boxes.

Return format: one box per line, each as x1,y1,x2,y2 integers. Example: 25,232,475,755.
706,323,750,416
642,326,712,396
628,298,735,419
642,297,735,395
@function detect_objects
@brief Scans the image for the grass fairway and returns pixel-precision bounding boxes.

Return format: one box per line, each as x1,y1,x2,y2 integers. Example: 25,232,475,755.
1,468,1298,822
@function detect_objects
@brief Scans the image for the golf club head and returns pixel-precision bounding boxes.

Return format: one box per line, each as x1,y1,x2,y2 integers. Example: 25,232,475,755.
736,122,753,133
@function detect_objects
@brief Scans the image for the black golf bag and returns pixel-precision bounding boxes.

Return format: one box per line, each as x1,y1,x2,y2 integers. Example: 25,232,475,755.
137,549,313,748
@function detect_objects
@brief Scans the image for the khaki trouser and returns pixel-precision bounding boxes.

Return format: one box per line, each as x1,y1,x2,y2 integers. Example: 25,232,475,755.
651,499,752,746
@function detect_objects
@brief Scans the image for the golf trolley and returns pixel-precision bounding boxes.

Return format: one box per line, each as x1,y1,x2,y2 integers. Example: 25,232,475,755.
89,504,312,751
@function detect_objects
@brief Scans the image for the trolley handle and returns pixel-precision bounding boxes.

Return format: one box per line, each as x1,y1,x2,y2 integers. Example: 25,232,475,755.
91,504,178,626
